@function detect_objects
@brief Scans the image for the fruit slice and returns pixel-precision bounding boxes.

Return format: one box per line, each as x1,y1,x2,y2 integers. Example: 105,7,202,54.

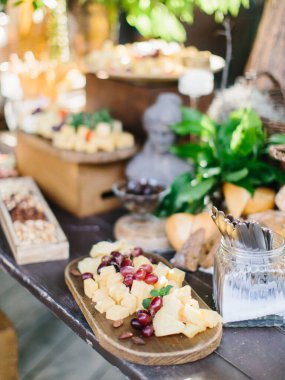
153,309,185,337
84,278,98,299
243,187,275,215
106,305,129,321
223,182,251,218
182,324,206,338
165,213,195,251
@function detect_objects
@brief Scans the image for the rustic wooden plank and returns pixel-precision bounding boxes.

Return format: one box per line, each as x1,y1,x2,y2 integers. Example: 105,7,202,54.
1,206,285,379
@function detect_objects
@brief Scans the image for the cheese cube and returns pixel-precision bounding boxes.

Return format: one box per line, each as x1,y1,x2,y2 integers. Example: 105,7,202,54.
106,305,130,321
131,280,153,299
83,278,98,299
99,266,116,277
96,122,111,137
121,293,137,315
133,256,153,270
153,262,169,278
154,275,168,290
201,309,223,328
78,257,101,274
106,273,123,288
95,296,115,313
108,284,129,303
92,288,108,302
161,294,183,319
183,324,206,338
188,298,199,309
167,280,179,290
90,241,120,257
182,304,205,327
153,309,185,337
136,298,145,311
174,285,192,304
167,268,185,285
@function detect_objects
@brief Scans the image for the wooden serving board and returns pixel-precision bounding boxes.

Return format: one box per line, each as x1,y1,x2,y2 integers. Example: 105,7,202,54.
0,177,69,265
65,254,222,365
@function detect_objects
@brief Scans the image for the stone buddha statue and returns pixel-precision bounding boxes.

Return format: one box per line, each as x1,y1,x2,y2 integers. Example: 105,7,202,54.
126,93,191,186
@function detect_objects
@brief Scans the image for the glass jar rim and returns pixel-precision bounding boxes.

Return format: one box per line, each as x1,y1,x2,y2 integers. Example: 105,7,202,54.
220,231,285,258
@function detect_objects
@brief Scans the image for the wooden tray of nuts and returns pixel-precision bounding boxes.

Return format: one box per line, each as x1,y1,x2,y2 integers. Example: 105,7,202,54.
0,176,69,264
65,241,222,365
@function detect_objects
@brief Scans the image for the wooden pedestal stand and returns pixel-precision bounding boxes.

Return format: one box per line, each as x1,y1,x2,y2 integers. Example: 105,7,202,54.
114,215,171,252
0,310,19,380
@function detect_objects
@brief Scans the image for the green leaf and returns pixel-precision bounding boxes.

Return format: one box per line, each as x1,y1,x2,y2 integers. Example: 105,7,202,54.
223,168,249,182
150,289,160,297
171,108,216,137
159,285,173,297
142,298,152,310
175,177,216,209
267,134,285,145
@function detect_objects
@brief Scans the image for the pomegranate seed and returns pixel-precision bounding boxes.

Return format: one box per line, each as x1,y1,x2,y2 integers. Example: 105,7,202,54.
132,247,143,257
110,251,124,266
142,324,154,338
149,296,163,316
137,313,152,326
134,268,146,281
120,266,134,277
123,274,134,287
130,318,143,330
121,258,133,267
81,272,93,280
140,264,152,274
149,257,158,264
97,262,108,274
144,273,158,285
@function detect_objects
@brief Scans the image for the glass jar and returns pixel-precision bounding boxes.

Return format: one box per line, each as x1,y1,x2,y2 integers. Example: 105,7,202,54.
213,233,285,327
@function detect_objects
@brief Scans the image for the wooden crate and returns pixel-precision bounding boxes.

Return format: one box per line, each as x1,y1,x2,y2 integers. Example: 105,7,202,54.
0,177,69,265
16,131,135,217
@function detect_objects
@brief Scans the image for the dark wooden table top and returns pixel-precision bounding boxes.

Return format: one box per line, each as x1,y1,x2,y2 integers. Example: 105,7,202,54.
1,205,285,380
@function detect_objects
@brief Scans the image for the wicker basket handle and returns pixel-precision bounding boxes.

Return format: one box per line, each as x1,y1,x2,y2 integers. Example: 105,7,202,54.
245,70,285,104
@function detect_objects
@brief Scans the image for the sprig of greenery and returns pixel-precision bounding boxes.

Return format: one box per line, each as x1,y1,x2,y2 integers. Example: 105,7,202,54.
66,109,112,130
0,0,250,42
157,107,285,216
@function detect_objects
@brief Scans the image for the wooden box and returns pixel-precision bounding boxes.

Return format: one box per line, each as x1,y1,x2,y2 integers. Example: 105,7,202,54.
0,177,69,265
16,131,136,217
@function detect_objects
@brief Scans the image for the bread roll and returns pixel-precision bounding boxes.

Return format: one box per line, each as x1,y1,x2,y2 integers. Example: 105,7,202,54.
243,187,275,215
223,182,250,218
165,213,195,251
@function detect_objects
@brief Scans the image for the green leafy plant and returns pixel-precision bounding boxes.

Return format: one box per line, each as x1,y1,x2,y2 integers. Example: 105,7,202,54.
157,107,285,217
0,0,250,42
66,109,112,130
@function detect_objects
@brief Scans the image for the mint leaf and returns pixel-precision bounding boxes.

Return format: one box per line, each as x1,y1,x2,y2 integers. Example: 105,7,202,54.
142,298,151,309
159,285,173,297
150,289,160,297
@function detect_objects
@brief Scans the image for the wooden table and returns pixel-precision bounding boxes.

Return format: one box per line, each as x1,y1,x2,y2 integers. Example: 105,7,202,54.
1,205,285,380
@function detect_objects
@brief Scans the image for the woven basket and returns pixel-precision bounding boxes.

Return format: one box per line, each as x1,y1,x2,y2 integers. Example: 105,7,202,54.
269,144,285,172
246,71,285,135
